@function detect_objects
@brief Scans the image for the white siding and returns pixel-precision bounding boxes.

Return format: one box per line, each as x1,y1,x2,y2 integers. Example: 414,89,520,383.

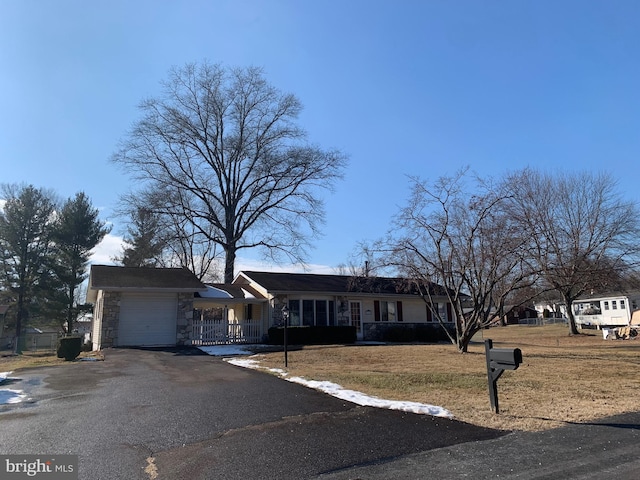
118,293,178,346
91,290,104,351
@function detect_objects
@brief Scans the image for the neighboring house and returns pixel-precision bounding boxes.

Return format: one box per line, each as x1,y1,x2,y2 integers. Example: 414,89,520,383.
572,291,640,329
87,265,207,350
24,326,61,352
74,313,93,343
501,305,539,325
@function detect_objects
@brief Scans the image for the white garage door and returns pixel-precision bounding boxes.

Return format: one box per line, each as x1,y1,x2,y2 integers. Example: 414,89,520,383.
118,293,178,346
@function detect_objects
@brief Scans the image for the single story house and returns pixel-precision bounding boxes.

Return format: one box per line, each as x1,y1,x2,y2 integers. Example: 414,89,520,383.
194,271,457,343
572,291,640,329
88,266,457,349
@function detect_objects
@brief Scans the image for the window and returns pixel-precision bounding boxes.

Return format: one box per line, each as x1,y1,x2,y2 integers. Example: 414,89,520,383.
438,303,449,322
315,300,328,326
425,303,452,322
620,300,626,310
612,301,618,310
288,299,335,326
374,301,403,322
288,299,301,326
604,301,609,310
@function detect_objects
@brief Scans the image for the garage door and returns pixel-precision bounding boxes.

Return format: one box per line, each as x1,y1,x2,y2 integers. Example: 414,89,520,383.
118,293,178,346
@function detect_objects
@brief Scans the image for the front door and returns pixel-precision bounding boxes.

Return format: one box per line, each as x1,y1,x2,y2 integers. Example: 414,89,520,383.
350,301,362,340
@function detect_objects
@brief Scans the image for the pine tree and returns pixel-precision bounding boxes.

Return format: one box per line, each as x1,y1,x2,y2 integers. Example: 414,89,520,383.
51,192,110,334
118,207,164,267
0,185,57,353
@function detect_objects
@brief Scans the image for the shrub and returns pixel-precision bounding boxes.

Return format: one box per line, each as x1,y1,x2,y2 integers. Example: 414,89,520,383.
57,336,82,361
268,326,356,345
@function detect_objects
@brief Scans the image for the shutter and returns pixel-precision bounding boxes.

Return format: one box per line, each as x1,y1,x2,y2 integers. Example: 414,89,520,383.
397,301,403,322
446,303,453,323
374,300,380,322
426,303,432,322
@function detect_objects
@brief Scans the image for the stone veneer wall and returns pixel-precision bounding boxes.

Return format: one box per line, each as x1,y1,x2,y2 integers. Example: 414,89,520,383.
176,292,195,346
97,291,121,348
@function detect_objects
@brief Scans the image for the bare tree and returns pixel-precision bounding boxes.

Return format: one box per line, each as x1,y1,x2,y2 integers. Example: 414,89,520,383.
112,62,347,282
156,207,222,282
385,171,538,352
504,168,640,334
116,195,222,281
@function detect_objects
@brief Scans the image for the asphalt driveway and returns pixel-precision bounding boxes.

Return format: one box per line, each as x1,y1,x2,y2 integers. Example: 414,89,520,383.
1,348,502,479
4,348,640,479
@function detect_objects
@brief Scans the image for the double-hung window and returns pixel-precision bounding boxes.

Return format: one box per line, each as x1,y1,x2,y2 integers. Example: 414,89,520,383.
374,301,403,322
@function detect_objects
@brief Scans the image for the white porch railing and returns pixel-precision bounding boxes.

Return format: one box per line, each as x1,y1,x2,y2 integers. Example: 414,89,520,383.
190,318,263,345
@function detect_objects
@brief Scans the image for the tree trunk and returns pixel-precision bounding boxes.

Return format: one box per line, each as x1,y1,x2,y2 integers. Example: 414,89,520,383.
14,291,25,355
563,294,580,335
224,246,236,284
66,284,75,335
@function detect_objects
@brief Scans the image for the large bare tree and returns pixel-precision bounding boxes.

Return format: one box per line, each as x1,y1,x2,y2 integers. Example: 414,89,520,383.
504,169,640,334
112,62,347,282
385,171,538,352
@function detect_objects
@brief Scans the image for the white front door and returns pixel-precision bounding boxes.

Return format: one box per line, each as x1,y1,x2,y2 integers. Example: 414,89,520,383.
350,301,362,340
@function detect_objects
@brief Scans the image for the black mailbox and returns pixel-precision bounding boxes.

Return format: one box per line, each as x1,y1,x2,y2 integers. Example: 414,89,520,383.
485,339,523,413
489,348,522,371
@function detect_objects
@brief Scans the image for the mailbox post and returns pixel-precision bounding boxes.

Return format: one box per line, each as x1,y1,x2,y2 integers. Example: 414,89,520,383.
485,339,522,414
282,304,289,368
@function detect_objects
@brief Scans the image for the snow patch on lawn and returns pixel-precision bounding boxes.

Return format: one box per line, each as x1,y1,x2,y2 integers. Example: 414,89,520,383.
200,346,453,418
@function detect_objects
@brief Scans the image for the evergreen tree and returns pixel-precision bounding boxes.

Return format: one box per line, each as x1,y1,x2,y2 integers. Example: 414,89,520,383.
51,192,110,334
0,184,57,352
117,207,164,267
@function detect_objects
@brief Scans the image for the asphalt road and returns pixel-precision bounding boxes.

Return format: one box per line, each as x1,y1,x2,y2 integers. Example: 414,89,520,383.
1,348,640,479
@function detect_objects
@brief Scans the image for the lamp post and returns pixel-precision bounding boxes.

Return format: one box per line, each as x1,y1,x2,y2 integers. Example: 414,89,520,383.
281,304,289,367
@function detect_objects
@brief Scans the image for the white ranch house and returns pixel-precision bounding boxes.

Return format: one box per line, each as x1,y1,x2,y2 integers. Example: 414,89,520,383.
88,266,457,349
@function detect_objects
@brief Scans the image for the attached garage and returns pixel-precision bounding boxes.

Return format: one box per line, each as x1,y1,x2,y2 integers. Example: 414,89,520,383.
87,265,206,350
118,293,178,346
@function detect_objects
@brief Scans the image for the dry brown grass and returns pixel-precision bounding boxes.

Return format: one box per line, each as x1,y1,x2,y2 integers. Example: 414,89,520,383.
252,324,640,432
0,351,103,372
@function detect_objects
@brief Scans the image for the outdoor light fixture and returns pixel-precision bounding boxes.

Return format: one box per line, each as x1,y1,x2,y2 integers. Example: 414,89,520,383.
281,304,290,367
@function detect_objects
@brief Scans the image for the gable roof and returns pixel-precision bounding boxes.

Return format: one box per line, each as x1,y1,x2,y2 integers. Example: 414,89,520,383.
237,271,450,297
87,265,206,302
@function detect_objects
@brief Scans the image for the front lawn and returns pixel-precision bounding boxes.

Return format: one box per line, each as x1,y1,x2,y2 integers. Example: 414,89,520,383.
251,324,640,431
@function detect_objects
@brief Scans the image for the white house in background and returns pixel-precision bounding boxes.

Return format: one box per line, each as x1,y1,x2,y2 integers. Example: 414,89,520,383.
572,291,640,328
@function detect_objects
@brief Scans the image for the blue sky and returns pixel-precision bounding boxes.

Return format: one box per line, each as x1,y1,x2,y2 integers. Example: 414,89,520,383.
1,1,639,274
